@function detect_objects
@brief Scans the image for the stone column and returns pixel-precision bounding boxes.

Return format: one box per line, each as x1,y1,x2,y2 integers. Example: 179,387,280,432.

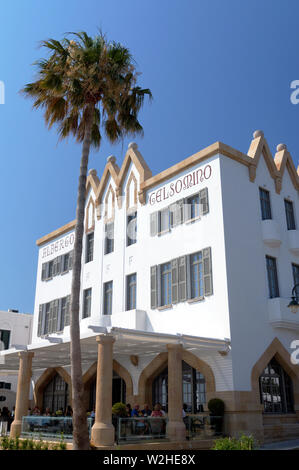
166,344,186,441
91,335,115,447
10,351,34,438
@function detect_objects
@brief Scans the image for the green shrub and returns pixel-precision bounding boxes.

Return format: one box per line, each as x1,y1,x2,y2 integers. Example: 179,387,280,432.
0,435,67,451
212,434,255,450
208,398,225,416
112,402,127,417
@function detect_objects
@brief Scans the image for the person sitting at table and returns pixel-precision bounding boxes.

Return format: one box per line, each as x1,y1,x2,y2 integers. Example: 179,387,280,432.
43,407,52,416
131,404,145,434
141,404,152,417
32,406,41,416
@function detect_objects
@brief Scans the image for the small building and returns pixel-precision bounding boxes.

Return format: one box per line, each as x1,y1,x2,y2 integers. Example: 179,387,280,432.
1,131,299,446
0,310,33,410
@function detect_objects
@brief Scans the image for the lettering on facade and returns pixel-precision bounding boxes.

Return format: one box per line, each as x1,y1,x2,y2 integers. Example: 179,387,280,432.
149,164,212,205
41,233,75,259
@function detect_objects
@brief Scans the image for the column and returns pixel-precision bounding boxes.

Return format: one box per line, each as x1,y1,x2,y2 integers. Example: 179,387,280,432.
166,344,186,441
90,335,115,447
10,351,34,438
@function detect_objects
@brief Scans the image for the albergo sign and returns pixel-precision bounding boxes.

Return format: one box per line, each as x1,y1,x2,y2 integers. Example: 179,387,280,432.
41,232,75,259
149,164,212,206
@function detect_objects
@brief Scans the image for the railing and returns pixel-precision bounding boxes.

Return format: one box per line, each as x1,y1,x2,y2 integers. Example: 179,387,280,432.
115,417,168,444
185,415,223,440
21,416,93,441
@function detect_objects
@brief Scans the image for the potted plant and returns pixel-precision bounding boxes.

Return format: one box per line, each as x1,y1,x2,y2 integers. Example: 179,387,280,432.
207,398,225,435
112,403,127,441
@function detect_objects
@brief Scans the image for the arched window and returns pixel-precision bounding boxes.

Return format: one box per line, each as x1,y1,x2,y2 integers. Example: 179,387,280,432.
89,371,126,410
43,373,69,414
152,361,206,413
259,357,294,414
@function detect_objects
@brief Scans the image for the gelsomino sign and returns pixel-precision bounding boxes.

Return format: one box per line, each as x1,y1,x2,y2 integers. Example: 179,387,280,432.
149,164,212,206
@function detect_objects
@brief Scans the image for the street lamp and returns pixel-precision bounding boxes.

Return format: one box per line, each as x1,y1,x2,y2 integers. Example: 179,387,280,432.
288,283,299,314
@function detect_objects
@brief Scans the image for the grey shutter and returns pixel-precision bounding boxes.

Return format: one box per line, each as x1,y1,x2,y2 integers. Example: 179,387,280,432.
171,259,179,304
65,295,71,326
57,298,62,331
160,207,170,233
41,304,46,335
69,251,73,270
184,198,191,222
48,301,54,334
38,305,43,336
170,200,183,227
157,264,162,307
178,256,187,301
53,257,58,277
41,263,47,281
203,247,213,295
52,299,59,333
199,188,209,215
150,212,158,237
150,266,157,309
56,256,62,275
186,255,191,299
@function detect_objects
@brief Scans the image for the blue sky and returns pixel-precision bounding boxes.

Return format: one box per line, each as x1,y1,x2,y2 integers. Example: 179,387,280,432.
1,0,299,313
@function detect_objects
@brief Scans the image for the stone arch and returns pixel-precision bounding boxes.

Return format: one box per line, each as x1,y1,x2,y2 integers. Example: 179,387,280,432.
34,367,72,410
137,349,216,407
251,337,299,406
82,360,134,410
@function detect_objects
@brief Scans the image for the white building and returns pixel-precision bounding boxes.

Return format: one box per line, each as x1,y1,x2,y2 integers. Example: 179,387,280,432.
2,130,299,446
0,310,33,410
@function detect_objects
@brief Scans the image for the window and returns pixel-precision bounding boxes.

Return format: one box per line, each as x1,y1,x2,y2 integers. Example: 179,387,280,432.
86,232,94,263
266,256,279,298
43,300,58,335
43,373,69,414
161,262,172,306
150,247,213,309
48,260,54,279
0,330,10,350
83,288,92,318
103,281,113,315
185,194,200,221
42,251,73,280
190,252,204,299
259,188,272,220
159,207,170,235
127,211,137,246
170,199,184,227
104,222,114,254
38,295,71,336
60,295,70,330
62,252,70,273
259,357,294,413
126,273,137,310
285,200,296,230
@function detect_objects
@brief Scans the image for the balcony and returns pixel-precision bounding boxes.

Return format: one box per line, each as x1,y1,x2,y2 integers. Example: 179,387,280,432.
268,298,299,330
261,220,281,248
287,230,299,255
97,309,147,330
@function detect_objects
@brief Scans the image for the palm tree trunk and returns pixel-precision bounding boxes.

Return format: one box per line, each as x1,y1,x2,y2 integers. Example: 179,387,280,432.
70,103,94,450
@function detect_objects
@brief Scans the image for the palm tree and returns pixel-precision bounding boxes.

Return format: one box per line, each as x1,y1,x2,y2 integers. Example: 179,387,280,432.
22,31,152,450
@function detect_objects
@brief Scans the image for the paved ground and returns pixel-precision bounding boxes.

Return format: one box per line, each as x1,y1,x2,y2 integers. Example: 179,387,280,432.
260,439,299,450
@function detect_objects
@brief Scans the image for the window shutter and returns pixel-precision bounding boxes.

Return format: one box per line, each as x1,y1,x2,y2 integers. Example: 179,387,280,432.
178,256,187,301
184,198,191,222
52,299,59,333
48,301,54,334
56,256,62,275
41,263,47,281
38,305,43,336
160,207,170,234
170,200,184,227
150,212,158,237
186,255,191,299
150,266,157,309
157,264,162,307
69,251,73,270
65,295,71,326
203,247,213,295
57,298,62,331
199,188,209,215
53,257,57,277
171,259,179,304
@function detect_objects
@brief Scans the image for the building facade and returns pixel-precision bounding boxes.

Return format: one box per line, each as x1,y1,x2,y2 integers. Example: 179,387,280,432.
2,130,299,445
0,310,33,410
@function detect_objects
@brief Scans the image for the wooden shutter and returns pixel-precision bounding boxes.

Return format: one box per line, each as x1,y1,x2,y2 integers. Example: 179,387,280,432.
150,266,157,309
199,188,209,215
57,298,62,331
160,207,170,234
41,263,47,281
157,264,162,307
65,295,71,326
186,255,192,299
56,256,62,275
184,198,191,222
170,200,184,227
203,247,213,295
69,251,73,270
38,304,43,336
48,301,54,334
150,212,158,237
53,257,58,277
178,256,187,301
52,299,59,333
171,259,179,304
